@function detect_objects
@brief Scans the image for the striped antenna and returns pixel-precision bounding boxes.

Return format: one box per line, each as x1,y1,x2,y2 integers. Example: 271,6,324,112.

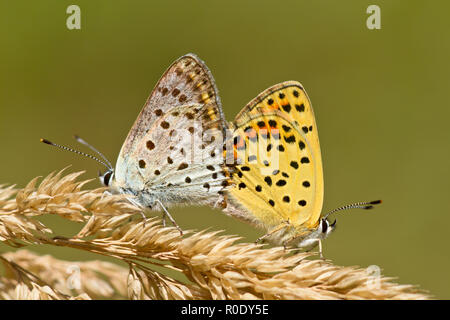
40,138,112,170
73,135,113,169
324,200,382,220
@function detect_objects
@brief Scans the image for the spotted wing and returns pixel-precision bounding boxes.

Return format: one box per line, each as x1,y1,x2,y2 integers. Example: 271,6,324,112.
126,103,227,206
225,81,324,230
115,54,226,204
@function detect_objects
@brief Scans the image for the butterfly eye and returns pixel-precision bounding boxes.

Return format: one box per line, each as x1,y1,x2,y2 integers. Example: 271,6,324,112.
321,219,328,233
101,170,113,187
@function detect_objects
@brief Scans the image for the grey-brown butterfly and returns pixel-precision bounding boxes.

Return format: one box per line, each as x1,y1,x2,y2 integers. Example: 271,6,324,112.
42,54,230,233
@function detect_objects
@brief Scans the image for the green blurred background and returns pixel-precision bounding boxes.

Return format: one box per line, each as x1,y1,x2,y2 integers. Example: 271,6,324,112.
1,0,449,298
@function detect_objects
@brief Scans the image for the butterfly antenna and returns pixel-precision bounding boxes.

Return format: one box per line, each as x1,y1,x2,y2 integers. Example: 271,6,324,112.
40,138,112,170
73,134,113,169
324,200,382,220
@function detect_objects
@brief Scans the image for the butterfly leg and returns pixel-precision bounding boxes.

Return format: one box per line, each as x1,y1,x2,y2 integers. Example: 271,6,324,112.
122,196,148,226
255,220,290,244
302,239,324,259
100,190,113,202
317,239,323,259
156,199,183,236
284,235,324,259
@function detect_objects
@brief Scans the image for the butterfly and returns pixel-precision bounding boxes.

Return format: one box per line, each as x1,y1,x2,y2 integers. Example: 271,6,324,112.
222,81,381,257
42,54,231,233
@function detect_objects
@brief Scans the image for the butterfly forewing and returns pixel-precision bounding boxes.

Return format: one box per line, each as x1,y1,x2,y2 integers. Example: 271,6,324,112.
226,81,324,230
122,54,224,153
113,54,228,207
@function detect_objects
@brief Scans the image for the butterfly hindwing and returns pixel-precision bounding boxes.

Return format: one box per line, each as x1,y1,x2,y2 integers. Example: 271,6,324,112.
132,103,227,205
226,81,324,230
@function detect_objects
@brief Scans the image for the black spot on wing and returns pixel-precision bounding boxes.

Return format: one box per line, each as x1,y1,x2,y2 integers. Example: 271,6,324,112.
296,104,305,112
290,161,299,169
281,104,291,113
284,135,296,144
301,157,310,164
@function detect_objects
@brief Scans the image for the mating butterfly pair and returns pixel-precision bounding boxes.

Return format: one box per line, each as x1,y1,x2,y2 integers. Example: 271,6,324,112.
43,54,380,257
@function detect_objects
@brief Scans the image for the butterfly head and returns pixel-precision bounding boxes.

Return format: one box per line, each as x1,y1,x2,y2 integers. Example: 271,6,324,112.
292,218,336,250
294,200,381,251
320,217,337,237
310,200,382,243
99,169,114,187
